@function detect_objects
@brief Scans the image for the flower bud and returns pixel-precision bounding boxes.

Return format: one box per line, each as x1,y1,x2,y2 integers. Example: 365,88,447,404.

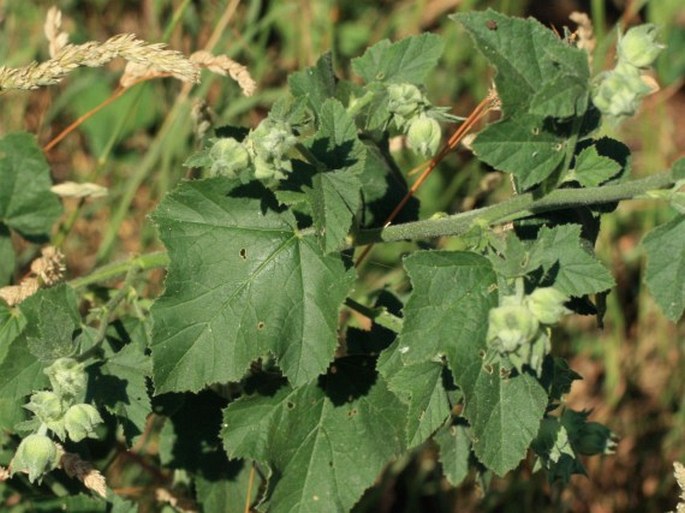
208,138,250,178
592,68,651,118
407,115,441,157
11,434,61,483
487,302,539,353
526,287,571,325
250,119,296,161
618,24,664,69
25,391,64,423
64,403,103,442
387,83,427,121
44,358,87,400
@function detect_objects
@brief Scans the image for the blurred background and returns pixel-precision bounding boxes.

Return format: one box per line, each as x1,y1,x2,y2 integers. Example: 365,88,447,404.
0,1,683,511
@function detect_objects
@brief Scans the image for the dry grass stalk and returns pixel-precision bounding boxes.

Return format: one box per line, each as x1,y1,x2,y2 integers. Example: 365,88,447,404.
569,11,596,67
60,449,107,498
2,7,255,97
0,246,65,306
673,462,685,513
0,466,10,481
190,50,257,96
155,487,198,513
51,181,108,198
44,6,69,57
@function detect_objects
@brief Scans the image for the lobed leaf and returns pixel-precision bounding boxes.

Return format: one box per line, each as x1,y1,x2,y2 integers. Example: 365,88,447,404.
351,33,444,85
642,214,685,321
452,9,590,117
387,361,451,448
150,178,355,393
435,423,471,486
530,224,615,296
0,132,62,237
222,357,406,513
472,113,567,190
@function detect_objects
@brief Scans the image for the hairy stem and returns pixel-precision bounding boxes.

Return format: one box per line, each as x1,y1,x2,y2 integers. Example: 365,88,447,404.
69,251,169,289
354,170,675,245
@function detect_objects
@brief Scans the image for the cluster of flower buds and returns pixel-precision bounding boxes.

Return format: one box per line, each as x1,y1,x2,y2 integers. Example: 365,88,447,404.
9,358,103,483
592,24,663,119
387,83,442,157
206,117,297,183
486,287,570,376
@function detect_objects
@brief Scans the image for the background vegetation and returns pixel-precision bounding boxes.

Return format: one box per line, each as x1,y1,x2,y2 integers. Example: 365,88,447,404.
0,0,683,511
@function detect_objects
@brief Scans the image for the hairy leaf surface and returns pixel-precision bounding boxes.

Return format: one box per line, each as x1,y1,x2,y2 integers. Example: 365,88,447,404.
642,214,685,321
0,132,62,237
222,357,406,513
531,224,615,296
387,361,451,448
352,33,444,85
453,9,590,116
150,178,355,393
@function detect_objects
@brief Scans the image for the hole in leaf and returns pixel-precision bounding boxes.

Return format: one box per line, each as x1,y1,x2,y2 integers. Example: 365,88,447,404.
257,321,265,330
531,127,540,136
286,401,295,409
239,248,247,259
486,20,497,30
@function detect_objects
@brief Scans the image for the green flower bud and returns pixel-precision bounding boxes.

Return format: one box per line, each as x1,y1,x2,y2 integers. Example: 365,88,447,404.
406,115,441,157
526,287,571,325
387,83,427,120
250,119,296,161
25,391,64,423
44,358,87,400
208,138,250,178
11,434,61,483
592,68,651,118
487,301,539,353
64,403,103,442
618,24,663,69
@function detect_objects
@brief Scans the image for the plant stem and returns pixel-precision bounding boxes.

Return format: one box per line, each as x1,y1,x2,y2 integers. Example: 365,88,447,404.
66,172,675,287
354,171,675,245
69,251,169,289
344,298,404,333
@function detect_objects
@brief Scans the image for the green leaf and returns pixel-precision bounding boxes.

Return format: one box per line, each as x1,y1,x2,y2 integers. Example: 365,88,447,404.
0,302,26,364
158,391,230,476
20,284,80,362
222,357,406,513
91,319,152,445
150,178,355,393
397,251,498,364
304,99,366,173
472,114,567,190
529,74,589,119
289,52,338,115
672,157,685,181
573,143,623,187
531,224,615,296
387,361,451,448
642,214,685,321
0,331,47,430
0,224,13,286
461,366,547,475
0,132,62,237
303,99,364,252
351,33,444,85
452,10,590,116
397,251,546,474
307,171,361,253
195,460,261,513
435,422,471,486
